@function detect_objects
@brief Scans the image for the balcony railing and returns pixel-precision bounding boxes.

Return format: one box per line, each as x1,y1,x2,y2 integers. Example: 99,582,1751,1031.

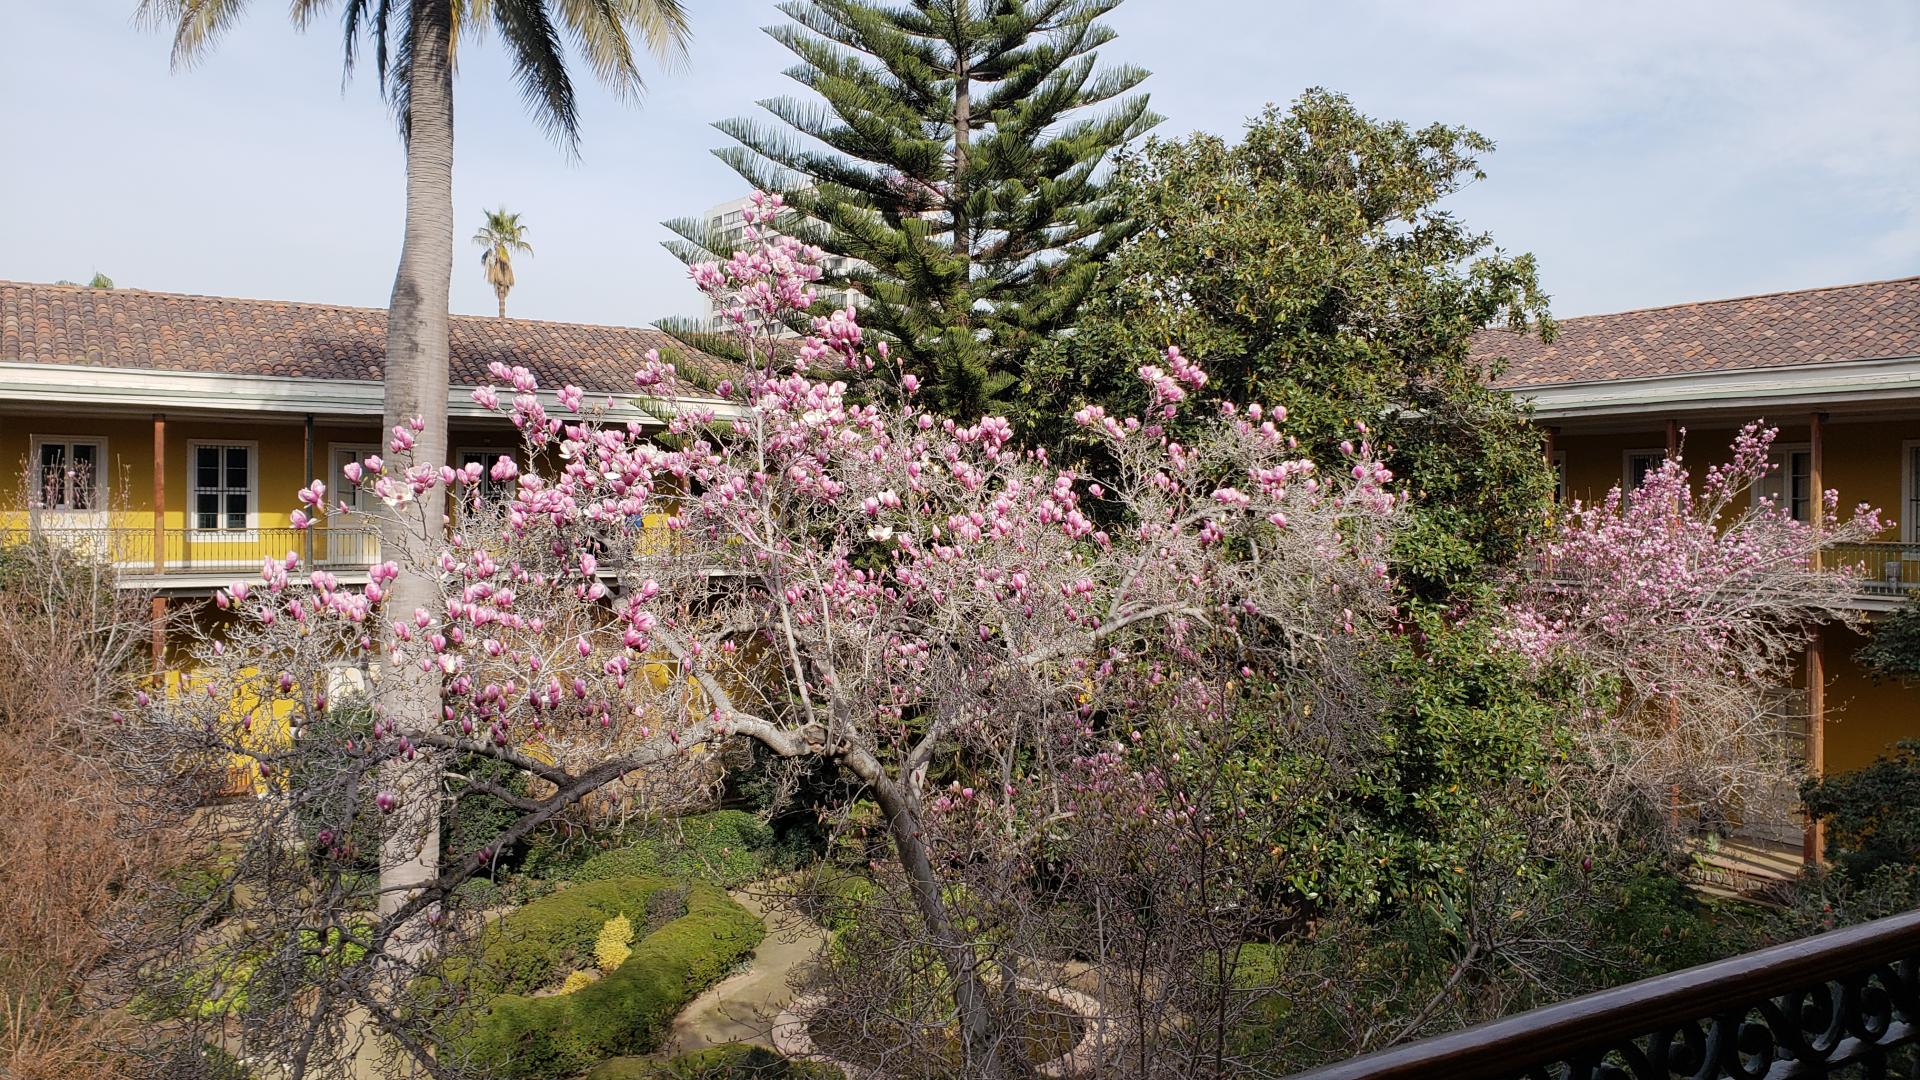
1832,542,1920,597
1285,908,1920,1080
0,526,379,578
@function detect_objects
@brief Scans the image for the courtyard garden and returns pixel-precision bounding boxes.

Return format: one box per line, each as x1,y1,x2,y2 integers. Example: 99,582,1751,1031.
4,2,1918,1080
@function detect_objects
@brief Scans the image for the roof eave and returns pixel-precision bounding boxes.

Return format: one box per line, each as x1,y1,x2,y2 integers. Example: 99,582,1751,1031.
1504,355,1920,420
0,362,747,424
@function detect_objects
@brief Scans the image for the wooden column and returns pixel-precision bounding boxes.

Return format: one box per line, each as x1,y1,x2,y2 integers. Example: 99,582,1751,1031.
1805,412,1827,866
303,414,316,567
151,414,167,672
1665,418,1680,457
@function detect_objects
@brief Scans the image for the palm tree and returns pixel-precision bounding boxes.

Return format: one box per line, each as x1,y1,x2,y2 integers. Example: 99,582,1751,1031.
474,207,532,318
138,0,688,933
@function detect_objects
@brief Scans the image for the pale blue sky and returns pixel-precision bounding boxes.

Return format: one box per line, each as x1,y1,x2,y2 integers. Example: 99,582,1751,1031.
2,1,1915,325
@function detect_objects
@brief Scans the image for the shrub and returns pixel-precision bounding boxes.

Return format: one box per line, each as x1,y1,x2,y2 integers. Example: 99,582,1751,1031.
1802,741,1920,882
440,877,687,1000
586,1044,840,1079
596,914,636,973
446,882,765,1079
571,811,779,889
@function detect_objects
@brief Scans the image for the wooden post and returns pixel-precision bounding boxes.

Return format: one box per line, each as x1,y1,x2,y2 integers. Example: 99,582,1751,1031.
303,414,316,567
151,413,166,672
1665,418,1680,457
1805,412,1827,866
1805,630,1826,866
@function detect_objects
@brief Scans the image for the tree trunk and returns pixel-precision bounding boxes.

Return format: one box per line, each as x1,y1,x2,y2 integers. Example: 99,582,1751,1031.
377,0,454,954
872,778,1005,1078
496,287,507,320
951,48,971,327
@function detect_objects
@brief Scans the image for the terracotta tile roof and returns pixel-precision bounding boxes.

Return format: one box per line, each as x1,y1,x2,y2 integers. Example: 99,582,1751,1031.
1473,277,1920,388
0,280,725,395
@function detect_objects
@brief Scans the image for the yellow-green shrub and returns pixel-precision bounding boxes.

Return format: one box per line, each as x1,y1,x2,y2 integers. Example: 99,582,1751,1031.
595,914,635,972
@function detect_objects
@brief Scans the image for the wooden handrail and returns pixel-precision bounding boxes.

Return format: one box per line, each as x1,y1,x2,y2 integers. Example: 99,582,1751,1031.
1286,909,1920,1079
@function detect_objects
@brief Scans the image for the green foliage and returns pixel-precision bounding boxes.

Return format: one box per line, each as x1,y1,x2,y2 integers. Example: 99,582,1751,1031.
793,865,877,935
1240,604,1568,916
439,877,688,999
444,747,534,875
1023,90,1555,595
1224,853,1758,1070
136,924,368,1021
1802,740,1920,881
571,810,780,888
586,1044,840,1080
1856,598,1920,682
664,0,1158,417
445,881,765,1079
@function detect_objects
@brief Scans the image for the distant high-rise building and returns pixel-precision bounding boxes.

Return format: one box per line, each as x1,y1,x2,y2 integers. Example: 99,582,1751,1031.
700,194,860,334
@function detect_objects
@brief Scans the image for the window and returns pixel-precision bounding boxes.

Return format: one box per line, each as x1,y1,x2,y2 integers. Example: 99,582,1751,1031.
191,443,254,532
329,444,380,516
1625,450,1665,491
1551,451,1567,505
32,437,103,511
1906,442,1920,543
457,449,517,510
1756,447,1813,522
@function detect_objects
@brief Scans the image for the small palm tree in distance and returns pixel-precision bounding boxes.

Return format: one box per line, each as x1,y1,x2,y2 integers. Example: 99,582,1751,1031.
474,207,533,318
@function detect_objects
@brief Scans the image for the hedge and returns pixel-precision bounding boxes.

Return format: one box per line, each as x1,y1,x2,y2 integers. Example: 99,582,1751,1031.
586,1044,840,1080
571,811,778,889
447,880,765,1079
440,876,689,999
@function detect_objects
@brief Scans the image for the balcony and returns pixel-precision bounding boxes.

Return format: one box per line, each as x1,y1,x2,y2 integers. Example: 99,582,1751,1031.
1832,541,1920,600
0,525,379,588
1285,907,1920,1079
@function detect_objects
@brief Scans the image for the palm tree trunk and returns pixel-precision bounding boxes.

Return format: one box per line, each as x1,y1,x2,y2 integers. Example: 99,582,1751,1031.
377,0,454,956
497,288,507,319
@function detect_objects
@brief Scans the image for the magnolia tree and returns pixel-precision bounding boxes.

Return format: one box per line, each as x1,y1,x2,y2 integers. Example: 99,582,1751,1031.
119,194,1402,1078
1506,425,1884,828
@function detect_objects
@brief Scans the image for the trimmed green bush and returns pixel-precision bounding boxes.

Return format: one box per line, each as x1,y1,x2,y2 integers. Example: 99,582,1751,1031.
440,876,689,999
447,880,765,1079
586,1044,840,1079
572,811,778,889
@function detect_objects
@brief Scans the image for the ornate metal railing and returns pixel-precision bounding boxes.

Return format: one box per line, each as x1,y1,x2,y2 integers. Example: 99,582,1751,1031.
1831,542,1920,598
1285,908,1920,1080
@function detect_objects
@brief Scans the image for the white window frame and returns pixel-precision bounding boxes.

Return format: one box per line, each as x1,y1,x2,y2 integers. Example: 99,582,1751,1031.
326,442,381,519
1622,448,1666,492
28,434,108,514
1903,440,1920,544
187,439,259,537
1754,441,1813,522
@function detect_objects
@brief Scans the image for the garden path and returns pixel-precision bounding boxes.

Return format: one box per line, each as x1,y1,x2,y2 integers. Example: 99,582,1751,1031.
661,883,826,1054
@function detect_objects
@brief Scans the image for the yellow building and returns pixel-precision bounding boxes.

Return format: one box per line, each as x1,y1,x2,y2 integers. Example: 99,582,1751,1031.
0,280,728,651
1475,276,1920,864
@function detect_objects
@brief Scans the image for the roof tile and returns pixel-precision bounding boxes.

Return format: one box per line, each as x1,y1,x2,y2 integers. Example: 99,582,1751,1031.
0,281,723,395
1474,277,1920,387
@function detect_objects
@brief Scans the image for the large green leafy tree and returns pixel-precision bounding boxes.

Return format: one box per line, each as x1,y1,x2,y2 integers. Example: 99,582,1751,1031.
667,0,1158,417
1025,90,1556,595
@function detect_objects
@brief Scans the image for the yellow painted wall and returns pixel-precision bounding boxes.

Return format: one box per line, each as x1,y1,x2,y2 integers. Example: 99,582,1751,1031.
1825,622,1920,775
1555,417,1913,541
1555,415,1920,774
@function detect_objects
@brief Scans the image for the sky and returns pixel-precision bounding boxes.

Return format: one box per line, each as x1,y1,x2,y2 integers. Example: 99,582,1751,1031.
2,1,1916,326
